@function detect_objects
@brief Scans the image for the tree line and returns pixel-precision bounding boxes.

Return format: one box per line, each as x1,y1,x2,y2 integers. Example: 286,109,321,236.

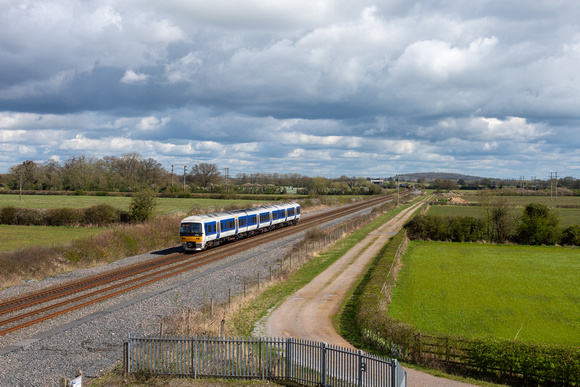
405,201,580,246
428,177,580,192
0,153,383,196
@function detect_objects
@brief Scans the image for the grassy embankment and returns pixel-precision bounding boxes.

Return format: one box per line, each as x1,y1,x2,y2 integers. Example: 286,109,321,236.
0,195,259,252
226,200,417,336
388,241,580,346
0,195,370,289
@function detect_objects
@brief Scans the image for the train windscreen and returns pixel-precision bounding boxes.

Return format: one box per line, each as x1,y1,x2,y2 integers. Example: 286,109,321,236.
180,222,203,235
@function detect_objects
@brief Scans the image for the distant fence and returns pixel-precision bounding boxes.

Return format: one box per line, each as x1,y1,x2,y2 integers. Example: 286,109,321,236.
126,334,406,387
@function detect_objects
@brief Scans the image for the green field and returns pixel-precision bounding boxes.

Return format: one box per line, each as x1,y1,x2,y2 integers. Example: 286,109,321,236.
0,224,106,251
0,194,263,214
388,241,580,346
462,194,580,207
427,196,580,227
0,195,268,252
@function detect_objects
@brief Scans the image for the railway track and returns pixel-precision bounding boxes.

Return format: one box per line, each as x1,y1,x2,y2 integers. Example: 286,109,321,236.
0,193,409,337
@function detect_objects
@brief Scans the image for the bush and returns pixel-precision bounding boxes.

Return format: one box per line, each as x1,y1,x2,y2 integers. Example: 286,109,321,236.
83,204,121,226
16,208,47,226
561,225,580,246
47,208,83,226
129,189,159,222
516,203,560,245
404,214,486,242
0,205,18,225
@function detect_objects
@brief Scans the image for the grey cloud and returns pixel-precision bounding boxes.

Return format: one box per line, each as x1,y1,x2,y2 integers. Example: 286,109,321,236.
1,0,579,179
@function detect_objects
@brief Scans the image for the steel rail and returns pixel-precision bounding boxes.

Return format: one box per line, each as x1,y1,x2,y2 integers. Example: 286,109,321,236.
0,193,395,315
0,192,409,336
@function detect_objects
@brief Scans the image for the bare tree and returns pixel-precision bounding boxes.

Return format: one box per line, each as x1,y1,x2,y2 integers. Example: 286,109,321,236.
9,160,40,190
190,163,221,188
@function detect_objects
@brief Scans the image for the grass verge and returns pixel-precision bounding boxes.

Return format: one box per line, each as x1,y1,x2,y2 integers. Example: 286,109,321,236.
227,201,415,336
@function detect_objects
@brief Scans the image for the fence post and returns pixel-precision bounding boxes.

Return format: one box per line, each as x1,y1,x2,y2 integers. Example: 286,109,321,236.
321,342,327,387
260,337,264,380
285,337,293,381
123,341,128,376
357,350,363,387
193,335,198,379
127,333,132,374
391,358,398,387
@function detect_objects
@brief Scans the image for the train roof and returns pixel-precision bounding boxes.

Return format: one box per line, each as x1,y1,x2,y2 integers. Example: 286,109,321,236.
180,202,300,223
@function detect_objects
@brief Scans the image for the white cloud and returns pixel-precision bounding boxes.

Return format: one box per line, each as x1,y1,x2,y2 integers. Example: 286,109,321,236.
121,70,149,84
0,129,26,141
1,1,580,178
137,116,170,131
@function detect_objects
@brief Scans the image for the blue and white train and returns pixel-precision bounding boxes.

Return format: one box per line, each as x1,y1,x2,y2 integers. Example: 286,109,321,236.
179,202,301,251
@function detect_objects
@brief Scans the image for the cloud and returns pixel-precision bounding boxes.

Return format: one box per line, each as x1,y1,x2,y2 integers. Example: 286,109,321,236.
1,0,580,179
137,116,171,131
121,70,150,84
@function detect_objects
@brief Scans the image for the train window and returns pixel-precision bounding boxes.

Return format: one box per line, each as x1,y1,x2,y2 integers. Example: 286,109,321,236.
288,208,294,216
180,223,202,234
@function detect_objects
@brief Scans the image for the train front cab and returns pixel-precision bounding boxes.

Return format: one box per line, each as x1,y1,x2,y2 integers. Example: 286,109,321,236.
180,220,205,251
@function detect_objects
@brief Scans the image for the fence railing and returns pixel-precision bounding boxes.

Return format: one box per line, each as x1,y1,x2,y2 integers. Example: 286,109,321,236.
126,334,406,387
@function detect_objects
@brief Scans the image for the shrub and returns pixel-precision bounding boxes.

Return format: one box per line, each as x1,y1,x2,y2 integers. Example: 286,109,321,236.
129,189,159,222
83,204,121,226
0,205,18,225
405,214,485,242
561,225,580,246
516,203,560,245
47,208,83,226
448,216,486,242
16,208,47,226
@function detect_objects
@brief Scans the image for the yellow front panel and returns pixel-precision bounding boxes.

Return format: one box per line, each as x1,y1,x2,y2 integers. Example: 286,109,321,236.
181,236,203,243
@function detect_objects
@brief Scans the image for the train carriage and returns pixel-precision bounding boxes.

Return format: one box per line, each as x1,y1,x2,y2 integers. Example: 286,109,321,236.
180,202,300,252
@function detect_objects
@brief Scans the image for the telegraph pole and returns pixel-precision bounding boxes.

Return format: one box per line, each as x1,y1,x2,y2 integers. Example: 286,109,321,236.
224,167,229,192
555,172,558,201
550,172,558,201
550,172,553,201
184,165,187,192
171,165,174,190
396,175,400,206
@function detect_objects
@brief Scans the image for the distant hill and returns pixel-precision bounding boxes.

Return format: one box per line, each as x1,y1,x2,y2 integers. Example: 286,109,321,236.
398,172,486,182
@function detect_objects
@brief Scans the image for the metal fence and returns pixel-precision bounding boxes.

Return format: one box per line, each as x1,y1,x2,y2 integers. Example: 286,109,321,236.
126,334,406,387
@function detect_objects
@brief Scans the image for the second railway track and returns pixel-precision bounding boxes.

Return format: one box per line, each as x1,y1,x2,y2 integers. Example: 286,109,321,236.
0,193,407,337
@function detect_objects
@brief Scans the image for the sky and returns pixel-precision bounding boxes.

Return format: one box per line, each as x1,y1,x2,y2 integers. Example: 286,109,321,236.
1,0,579,180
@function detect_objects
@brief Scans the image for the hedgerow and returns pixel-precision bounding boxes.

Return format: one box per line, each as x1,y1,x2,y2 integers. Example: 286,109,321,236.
0,204,127,227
